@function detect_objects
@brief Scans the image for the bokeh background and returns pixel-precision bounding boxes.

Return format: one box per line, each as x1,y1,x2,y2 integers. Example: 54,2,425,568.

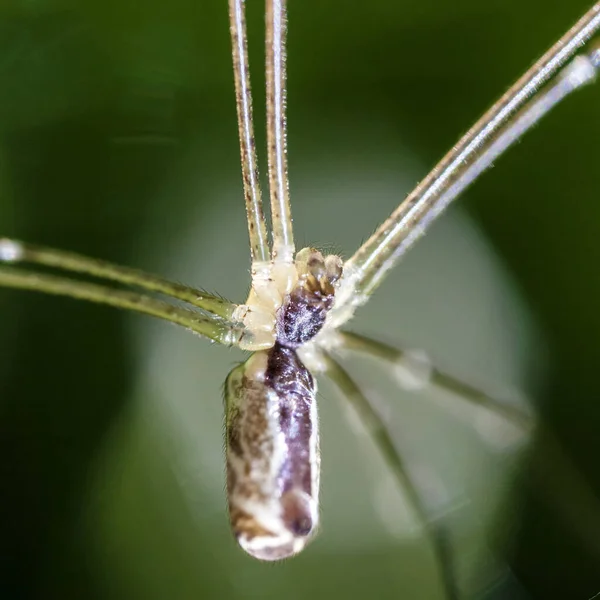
1,0,600,598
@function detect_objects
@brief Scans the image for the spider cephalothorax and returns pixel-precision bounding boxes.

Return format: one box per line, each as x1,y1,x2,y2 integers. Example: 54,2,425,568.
276,249,343,348
233,248,343,352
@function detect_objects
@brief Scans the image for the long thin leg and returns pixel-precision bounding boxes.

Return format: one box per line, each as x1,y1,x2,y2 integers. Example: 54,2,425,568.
266,0,295,263
339,332,531,431
337,6,600,315
355,46,600,300
338,331,600,563
229,0,271,265
0,238,237,319
0,266,243,345
322,352,459,600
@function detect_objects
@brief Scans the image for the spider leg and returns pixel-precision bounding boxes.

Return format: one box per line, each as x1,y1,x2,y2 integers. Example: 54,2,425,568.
229,0,271,265
322,351,460,600
337,331,600,564
332,7,600,324
0,237,237,320
338,332,532,431
226,0,299,351
0,265,247,346
266,0,295,264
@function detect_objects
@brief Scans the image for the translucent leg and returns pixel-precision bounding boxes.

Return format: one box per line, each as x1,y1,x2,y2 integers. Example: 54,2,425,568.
322,352,459,600
266,0,295,263
229,0,298,350
229,0,270,265
338,332,531,430
0,266,243,346
0,237,237,319
335,6,600,320
338,331,600,564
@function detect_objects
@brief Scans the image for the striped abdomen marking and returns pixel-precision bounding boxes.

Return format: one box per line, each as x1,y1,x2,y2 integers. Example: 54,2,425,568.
224,345,319,560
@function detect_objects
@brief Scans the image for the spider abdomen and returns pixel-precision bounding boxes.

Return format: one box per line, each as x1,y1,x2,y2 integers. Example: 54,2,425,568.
224,345,320,560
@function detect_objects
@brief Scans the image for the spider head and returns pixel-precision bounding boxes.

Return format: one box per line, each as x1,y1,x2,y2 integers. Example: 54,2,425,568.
276,248,343,348
235,248,343,351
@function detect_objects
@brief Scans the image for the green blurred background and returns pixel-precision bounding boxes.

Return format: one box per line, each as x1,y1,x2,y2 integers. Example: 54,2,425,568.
1,0,600,598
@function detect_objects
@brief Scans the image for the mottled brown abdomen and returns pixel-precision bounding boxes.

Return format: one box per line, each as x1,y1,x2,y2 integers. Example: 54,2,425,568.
224,345,320,560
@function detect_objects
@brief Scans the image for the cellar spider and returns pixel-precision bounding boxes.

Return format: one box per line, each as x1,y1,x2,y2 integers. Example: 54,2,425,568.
1,1,600,598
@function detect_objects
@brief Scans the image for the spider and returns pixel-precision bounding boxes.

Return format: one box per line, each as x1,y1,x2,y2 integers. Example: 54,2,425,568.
1,0,600,596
